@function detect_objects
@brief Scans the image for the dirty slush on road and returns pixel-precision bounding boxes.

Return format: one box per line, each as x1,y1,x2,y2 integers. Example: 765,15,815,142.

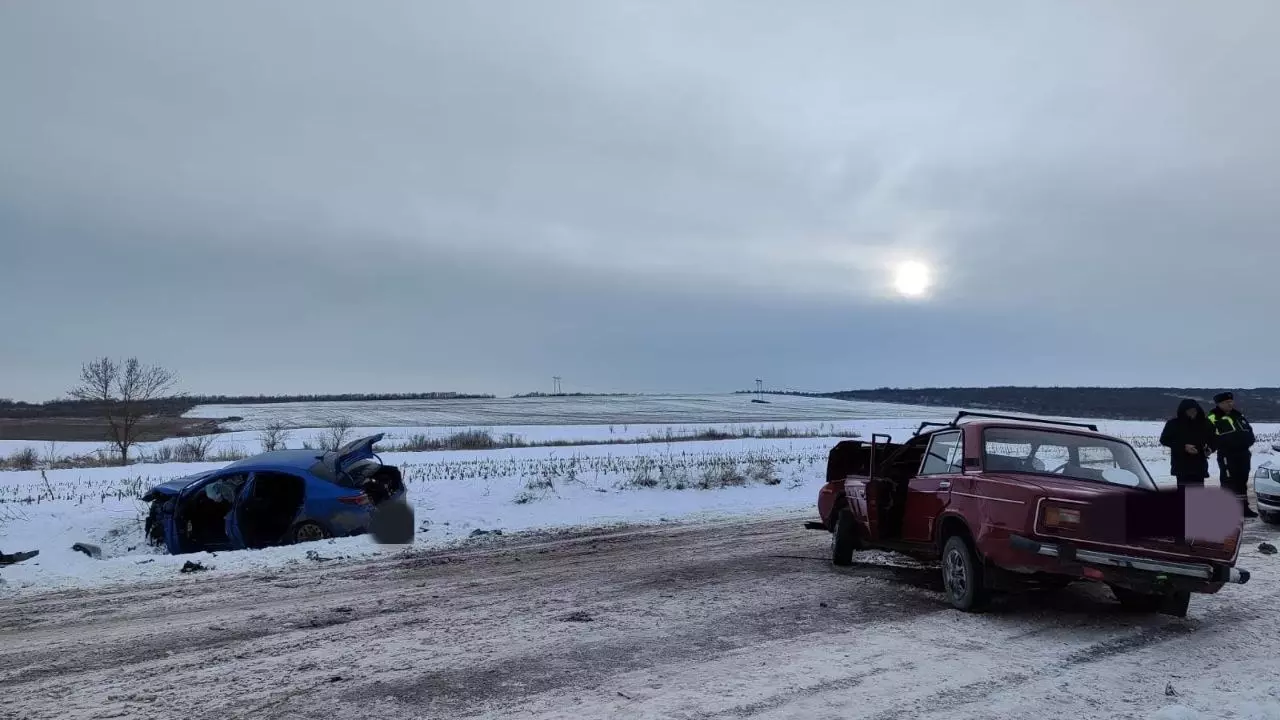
2,517,1277,720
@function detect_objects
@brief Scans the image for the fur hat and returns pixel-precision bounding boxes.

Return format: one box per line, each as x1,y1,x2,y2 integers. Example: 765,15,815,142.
1213,391,1234,404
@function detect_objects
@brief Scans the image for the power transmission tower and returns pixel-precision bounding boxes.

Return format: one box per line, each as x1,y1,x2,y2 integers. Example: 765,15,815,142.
755,378,764,400
553,376,562,395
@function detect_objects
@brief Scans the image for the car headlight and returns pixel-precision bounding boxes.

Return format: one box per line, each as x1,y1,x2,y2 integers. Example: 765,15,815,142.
1043,505,1082,528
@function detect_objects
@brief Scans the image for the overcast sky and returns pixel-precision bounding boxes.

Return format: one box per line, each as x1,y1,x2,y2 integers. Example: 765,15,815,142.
1,1,1277,401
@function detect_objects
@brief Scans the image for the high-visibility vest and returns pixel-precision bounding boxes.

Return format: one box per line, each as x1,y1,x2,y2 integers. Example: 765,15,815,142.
1207,411,1239,433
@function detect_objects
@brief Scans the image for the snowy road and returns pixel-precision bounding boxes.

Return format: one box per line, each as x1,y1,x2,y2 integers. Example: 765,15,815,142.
3,516,1279,720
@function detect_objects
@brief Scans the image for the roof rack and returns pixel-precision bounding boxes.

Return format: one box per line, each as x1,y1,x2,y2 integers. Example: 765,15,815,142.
951,411,1099,432
913,421,953,436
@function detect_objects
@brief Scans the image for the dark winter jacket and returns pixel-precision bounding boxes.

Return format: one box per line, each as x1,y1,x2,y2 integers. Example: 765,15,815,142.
1206,406,1256,457
1159,399,1215,478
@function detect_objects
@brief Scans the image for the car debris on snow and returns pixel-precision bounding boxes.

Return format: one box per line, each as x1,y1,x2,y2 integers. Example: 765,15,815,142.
71,542,102,559
470,528,504,537
1258,542,1277,555
180,561,209,574
0,549,38,565
559,611,594,622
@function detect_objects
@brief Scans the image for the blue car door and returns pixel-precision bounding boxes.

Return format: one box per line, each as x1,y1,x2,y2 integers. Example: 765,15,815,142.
225,473,258,550
167,478,216,554
161,497,186,555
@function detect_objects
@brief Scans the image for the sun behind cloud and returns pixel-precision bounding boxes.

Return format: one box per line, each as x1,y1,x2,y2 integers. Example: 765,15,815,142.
892,260,932,298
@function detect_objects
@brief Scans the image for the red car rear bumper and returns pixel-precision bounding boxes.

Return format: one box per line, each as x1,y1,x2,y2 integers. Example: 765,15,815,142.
1009,534,1249,591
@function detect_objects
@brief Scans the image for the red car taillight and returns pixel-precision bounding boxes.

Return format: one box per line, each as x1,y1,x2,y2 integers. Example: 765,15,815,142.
338,494,370,506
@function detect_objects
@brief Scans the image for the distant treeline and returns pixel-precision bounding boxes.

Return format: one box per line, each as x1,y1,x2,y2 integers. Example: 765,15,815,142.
177,392,494,405
0,392,494,419
511,392,639,399
749,387,1280,422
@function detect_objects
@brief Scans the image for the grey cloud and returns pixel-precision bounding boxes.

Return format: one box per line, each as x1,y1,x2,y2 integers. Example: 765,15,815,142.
2,1,1278,399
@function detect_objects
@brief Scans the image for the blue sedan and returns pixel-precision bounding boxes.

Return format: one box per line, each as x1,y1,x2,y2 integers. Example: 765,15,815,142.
142,434,407,554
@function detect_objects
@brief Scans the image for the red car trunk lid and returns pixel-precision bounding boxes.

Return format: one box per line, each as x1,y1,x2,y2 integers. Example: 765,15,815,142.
991,474,1240,563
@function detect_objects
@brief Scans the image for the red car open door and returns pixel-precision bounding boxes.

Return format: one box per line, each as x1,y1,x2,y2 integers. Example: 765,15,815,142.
901,429,963,544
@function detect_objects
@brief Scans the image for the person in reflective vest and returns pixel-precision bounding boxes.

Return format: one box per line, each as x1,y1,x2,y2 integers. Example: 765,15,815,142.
1207,391,1257,518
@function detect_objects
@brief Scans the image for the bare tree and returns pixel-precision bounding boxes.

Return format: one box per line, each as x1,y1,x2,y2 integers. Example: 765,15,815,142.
314,417,353,451
174,434,217,463
260,420,292,452
7,447,38,471
43,440,62,470
69,357,178,465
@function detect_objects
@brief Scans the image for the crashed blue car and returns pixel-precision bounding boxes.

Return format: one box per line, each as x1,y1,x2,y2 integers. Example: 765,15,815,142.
141,434,407,554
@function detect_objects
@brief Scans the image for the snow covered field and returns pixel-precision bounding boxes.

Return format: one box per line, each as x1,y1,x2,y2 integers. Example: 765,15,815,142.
1,405,1226,467
182,392,961,429
0,419,876,460
0,394,947,462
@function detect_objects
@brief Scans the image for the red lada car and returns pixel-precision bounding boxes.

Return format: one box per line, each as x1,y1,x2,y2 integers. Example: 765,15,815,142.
809,413,1250,616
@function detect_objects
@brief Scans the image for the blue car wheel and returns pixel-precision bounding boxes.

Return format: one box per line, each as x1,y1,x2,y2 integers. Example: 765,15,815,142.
291,521,330,544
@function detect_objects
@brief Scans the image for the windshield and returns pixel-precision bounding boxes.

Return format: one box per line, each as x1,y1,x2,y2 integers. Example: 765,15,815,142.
982,426,1156,490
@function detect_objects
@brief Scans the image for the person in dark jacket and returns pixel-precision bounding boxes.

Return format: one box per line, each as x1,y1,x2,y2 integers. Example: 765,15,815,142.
1207,391,1257,517
1159,398,1214,487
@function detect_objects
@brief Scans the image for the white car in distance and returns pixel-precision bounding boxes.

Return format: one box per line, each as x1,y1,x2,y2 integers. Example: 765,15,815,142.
1253,444,1280,524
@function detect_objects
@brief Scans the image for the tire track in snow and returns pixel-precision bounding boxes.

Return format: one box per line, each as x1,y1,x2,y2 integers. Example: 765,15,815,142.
691,663,910,719
859,624,1193,720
